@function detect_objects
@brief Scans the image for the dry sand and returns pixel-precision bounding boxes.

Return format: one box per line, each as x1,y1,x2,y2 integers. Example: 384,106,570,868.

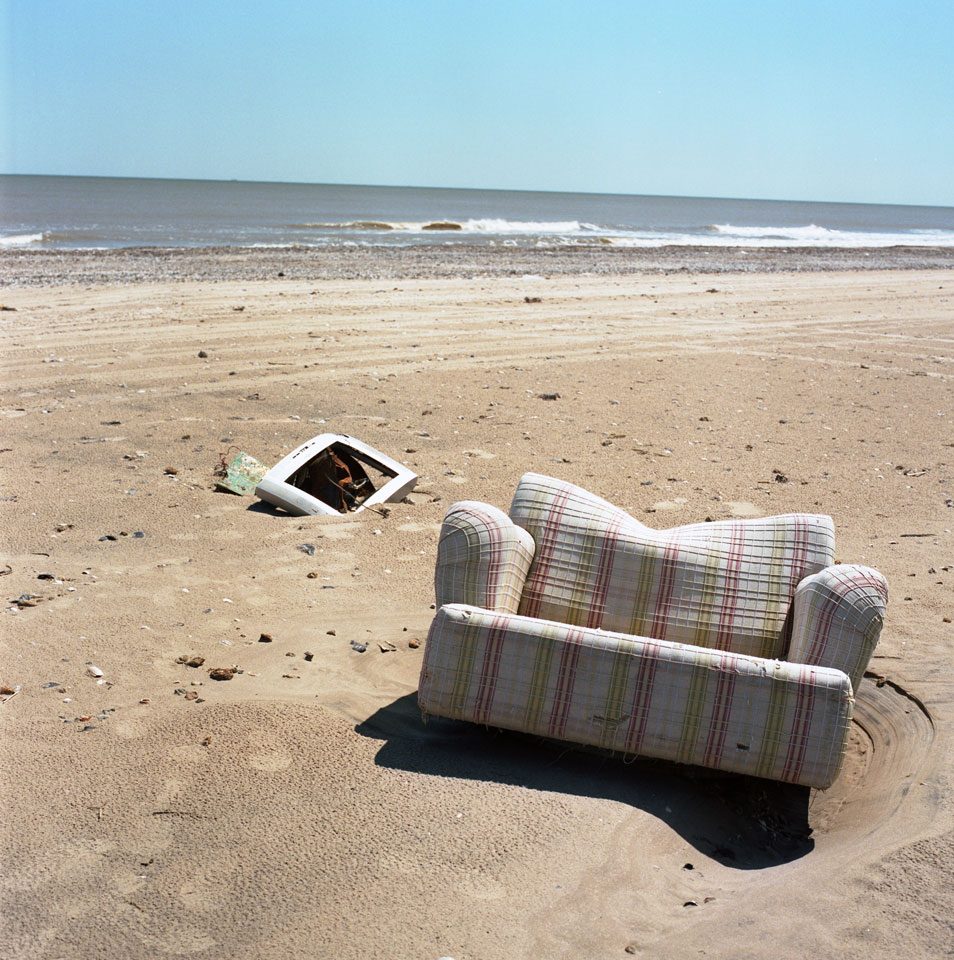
1,258,952,959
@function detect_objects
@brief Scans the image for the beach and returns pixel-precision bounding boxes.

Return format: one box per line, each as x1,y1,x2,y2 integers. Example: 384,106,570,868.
1,251,952,959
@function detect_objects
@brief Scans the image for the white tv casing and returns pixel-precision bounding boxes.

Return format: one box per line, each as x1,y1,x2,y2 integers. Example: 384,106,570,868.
254,433,418,516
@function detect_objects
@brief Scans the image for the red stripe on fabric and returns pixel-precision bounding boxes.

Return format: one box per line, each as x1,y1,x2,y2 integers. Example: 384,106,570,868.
711,521,744,651
648,540,681,642
484,515,504,607
805,583,840,665
703,654,737,767
790,515,807,589
520,486,572,619
585,514,623,629
473,616,509,724
781,665,816,782
622,640,661,752
547,627,584,738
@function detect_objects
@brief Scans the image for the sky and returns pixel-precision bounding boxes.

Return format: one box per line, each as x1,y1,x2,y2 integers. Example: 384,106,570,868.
2,0,953,206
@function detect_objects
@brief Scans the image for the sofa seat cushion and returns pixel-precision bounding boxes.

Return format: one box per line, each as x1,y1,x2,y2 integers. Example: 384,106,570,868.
510,474,835,661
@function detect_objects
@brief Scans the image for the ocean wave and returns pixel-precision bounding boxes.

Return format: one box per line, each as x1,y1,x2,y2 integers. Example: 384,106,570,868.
711,223,841,239
699,223,954,247
0,231,45,246
460,218,594,234
287,218,597,234
289,221,397,230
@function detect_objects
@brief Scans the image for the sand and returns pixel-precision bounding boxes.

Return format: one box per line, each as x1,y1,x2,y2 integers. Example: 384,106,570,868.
1,255,952,959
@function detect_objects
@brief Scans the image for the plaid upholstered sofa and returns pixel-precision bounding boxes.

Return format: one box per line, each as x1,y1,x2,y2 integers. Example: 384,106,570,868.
418,473,888,789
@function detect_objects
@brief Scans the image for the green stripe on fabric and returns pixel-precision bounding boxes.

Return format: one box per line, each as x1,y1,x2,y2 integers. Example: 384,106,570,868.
689,549,721,649
562,524,604,626
676,659,711,765
597,638,635,749
523,625,556,732
761,520,794,657
755,676,789,780
448,618,482,715
628,541,663,637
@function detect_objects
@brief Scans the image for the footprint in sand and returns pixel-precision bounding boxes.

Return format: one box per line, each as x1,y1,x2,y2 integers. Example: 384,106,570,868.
724,501,762,517
247,750,293,772
178,876,221,913
397,522,442,533
650,497,688,511
312,522,360,540
137,929,217,955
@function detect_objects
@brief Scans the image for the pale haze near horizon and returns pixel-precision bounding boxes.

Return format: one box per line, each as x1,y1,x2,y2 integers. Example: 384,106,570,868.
2,0,952,207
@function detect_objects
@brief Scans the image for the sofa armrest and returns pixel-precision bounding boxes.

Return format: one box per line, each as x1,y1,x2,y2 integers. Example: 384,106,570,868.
435,501,535,614
788,565,888,693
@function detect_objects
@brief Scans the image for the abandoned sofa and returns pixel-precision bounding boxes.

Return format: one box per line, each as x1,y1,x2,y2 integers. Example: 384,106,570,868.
417,473,888,789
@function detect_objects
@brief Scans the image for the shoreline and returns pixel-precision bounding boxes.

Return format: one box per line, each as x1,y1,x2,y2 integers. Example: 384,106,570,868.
3,243,954,286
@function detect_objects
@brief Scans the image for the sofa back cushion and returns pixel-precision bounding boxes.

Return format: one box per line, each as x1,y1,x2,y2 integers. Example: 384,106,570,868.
509,474,835,661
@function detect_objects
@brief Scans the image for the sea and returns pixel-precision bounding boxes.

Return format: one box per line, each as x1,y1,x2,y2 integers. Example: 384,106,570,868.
2,174,953,251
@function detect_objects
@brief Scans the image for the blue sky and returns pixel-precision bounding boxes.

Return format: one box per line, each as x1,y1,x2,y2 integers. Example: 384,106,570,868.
2,0,953,205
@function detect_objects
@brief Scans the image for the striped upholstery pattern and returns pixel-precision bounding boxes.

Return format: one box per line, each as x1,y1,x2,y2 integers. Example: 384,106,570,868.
419,604,854,789
435,501,536,615
789,564,888,693
509,474,835,661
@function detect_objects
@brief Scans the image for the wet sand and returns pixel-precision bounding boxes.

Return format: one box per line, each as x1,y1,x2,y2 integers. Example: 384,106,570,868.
1,255,952,959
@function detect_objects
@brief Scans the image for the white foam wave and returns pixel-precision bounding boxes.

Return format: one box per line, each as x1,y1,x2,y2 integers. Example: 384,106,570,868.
460,218,594,234
699,223,954,247
711,223,839,239
0,231,44,246
288,218,954,247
